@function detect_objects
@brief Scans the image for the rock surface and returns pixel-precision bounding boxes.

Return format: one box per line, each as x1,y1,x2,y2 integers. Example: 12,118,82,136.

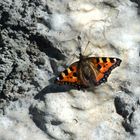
0,0,140,140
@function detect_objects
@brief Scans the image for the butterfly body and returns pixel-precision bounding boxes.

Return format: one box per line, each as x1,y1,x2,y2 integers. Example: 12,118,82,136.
55,53,122,89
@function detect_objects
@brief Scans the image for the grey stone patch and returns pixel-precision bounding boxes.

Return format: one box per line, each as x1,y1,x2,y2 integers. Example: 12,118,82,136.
114,92,140,135
0,0,56,102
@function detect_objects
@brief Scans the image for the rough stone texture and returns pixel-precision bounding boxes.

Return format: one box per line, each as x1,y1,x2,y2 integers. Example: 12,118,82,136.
30,92,126,140
0,0,140,140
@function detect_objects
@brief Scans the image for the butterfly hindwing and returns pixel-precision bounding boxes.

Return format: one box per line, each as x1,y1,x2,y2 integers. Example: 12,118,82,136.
88,57,122,85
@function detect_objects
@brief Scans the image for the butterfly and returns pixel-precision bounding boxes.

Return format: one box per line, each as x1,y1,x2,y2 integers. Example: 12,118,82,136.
55,53,122,89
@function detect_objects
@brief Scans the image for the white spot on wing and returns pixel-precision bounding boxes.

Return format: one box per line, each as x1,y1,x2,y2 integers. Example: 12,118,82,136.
113,58,116,62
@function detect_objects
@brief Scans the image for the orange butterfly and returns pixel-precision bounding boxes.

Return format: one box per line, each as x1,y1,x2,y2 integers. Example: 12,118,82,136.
55,53,122,89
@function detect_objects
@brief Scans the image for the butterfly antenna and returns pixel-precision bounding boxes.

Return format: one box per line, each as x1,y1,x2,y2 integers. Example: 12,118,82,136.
83,41,90,56
77,36,82,55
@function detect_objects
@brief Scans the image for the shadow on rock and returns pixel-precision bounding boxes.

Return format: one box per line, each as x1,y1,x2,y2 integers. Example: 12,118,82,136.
34,83,72,100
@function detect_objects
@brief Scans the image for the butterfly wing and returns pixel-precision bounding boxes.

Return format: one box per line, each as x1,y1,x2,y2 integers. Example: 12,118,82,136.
86,57,122,85
55,62,87,88
55,57,122,89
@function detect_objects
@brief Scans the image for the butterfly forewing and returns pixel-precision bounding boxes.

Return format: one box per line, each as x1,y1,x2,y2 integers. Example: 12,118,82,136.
87,57,122,85
55,62,82,86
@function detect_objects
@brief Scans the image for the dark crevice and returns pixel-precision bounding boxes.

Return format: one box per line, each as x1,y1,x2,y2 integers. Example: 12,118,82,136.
51,120,62,126
0,11,10,29
29,0,41,7
0,88,7,100
0,59,6,64
30,35,65,60
37,17,51,30
29,106,59,140
128,112,134,123
122,121,135,135
30,79,41,89
45,5,52,14
4,63,17,81
10,24,29,35
29,106,46,130
62,129,74,137
0,63,17,100
102,1,116,8
71,105,85,111
114,97,129,119
119,86,133,95
1,22,30,36
114,97,136,135
29,106,51,139
130,0,140,15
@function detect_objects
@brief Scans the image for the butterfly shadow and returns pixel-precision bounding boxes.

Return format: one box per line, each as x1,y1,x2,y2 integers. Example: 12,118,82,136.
34,77,73,100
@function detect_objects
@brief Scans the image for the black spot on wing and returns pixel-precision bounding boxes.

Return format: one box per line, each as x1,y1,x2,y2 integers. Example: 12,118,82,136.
102,57,107,63
73,72,77,77
97,64,102,70
59,74,63,80
110,58,115,63
63,70,68,76
96,58,100,63
109,58,122,71
69,67,74,71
